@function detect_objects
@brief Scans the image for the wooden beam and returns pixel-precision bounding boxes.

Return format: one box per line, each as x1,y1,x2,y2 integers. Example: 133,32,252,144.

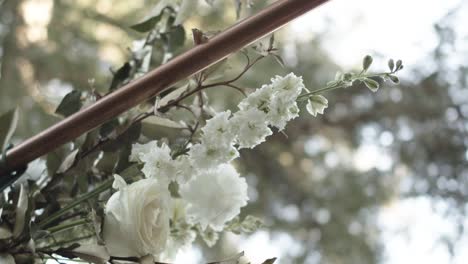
1,0,329,177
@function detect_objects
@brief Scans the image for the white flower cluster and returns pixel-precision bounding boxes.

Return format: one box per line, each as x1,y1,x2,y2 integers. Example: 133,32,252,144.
103,73,325,260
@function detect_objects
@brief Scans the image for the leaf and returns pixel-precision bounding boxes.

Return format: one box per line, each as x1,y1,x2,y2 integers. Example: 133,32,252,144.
109,63,131,91
143,116,186,129
102,122,142,153
55,90,83,117
57,149,79,174
13,184,28,237
388,59,395,72
168,25,186,49
0,107,19,151
396,59,403,70
388,74,400,84
95,151,119,174
362,55,373,72
273,54,285,68
99,119,120,138
130,13,164,32
262,257,277,264
363,78,380,92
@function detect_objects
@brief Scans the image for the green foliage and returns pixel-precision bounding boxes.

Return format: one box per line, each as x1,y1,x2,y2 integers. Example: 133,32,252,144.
55,90,82,117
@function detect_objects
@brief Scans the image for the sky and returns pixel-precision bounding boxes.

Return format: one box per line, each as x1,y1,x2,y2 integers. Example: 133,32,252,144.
43,0,468,263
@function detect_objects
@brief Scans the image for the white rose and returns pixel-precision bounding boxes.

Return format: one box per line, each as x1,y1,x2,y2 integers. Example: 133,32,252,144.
103,175,171,258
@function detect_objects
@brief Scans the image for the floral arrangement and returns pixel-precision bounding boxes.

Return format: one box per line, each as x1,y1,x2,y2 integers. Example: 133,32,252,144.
0,2,403,263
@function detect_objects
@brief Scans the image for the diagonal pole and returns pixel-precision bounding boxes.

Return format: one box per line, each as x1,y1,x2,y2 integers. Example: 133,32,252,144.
0,0,330,177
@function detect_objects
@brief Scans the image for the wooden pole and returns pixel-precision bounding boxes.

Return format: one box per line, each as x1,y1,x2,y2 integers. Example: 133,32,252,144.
1,0,329,177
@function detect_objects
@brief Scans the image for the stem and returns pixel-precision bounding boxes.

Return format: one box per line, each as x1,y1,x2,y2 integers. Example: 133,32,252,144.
298,72,393,100
36,179,113,229
38,234,95,250
46,219,89,234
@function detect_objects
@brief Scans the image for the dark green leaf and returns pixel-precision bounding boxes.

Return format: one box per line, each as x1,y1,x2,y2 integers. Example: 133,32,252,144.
388,59,395,72
168,26,186,49
109,63,131,91
0,107,19,151
396,59,403,70
55,90,82,117
362,55,373,72
102,122,142,152
262,257,277,264
99,119,120,138
389,74,400,84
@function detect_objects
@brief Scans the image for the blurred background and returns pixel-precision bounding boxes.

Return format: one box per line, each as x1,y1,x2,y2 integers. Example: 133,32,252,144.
1,0,468,263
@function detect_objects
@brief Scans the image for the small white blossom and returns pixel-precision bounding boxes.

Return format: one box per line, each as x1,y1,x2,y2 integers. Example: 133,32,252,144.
173,155,194,184
306,95,329,117
131,142,176,184
201,110,235,145
268,95,300,130
238,85,274,112
188,142,239,169
179,164,248,231
270,73,304,100
231,108,272,149
129,141,158,163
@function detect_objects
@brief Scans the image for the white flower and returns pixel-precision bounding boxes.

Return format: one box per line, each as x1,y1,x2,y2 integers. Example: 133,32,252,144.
231,108,272,149
179,164,248,231
238,85,274,112
201,110,236,145
129,141,158,163
270,73,304,100
173,155,194,184
103,175,170,258
306,95,329,117
267,95,300,130
188,142,238,169
131,141,176,184
160,199,197,261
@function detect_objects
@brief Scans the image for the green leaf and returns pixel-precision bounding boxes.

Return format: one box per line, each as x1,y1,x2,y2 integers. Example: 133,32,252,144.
55,90,82,117
56,149,79,174
143,116,186,129
130,13,164,32
362,55,373,72
388,74,400,84
99,119,120,138
273,54,285,68
168,26,186,49
109,63,131,91
0,107,19,151
363,78,380,92
396,59,403,70
388,59,395,72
